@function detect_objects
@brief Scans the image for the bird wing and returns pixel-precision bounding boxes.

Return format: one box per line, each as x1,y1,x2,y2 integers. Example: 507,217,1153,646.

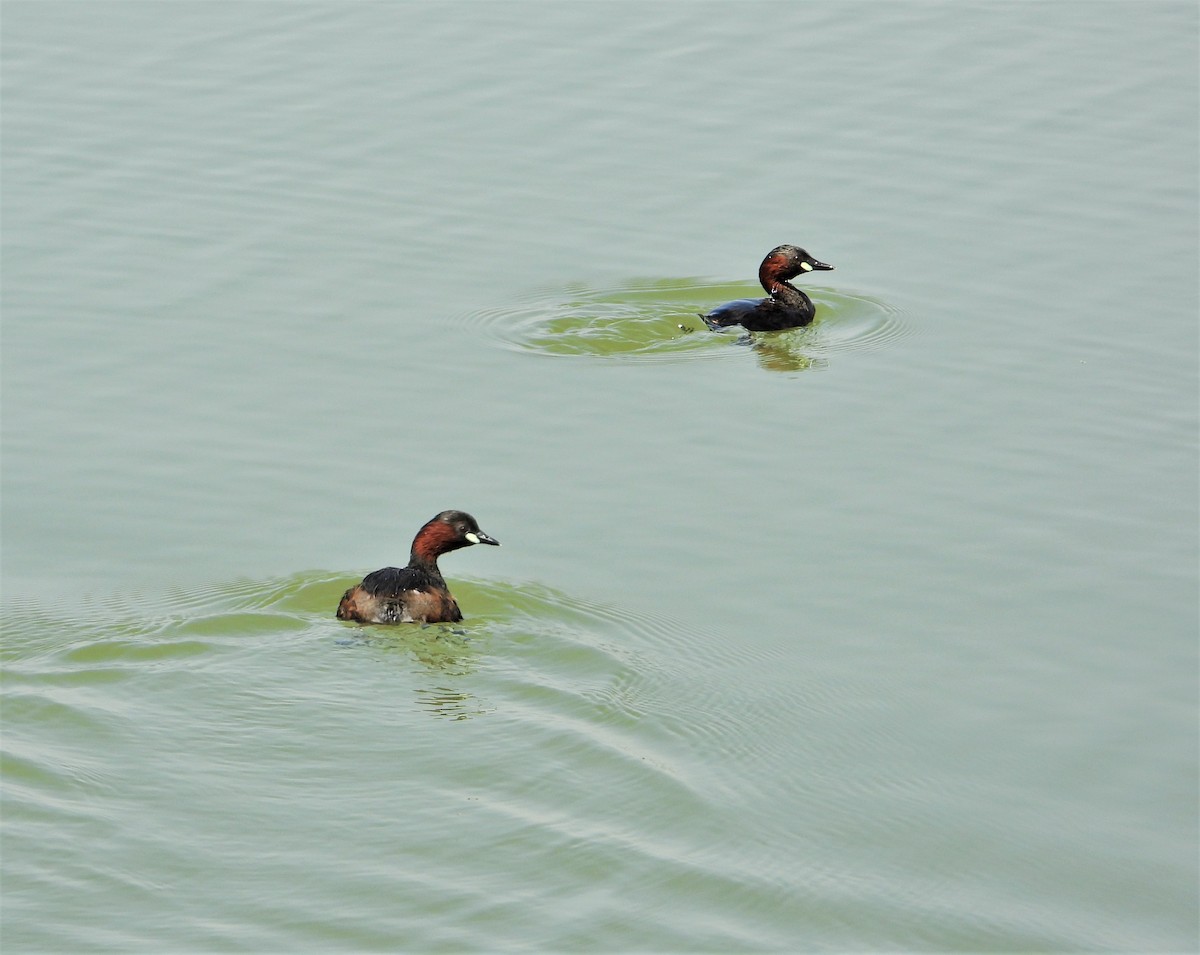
359,566,426,597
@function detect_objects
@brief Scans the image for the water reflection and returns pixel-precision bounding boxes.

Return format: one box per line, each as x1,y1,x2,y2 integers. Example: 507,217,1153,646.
332,620,492,719
414,685,488,721
750,336,828,373
704,328,829,373
336,624,476,669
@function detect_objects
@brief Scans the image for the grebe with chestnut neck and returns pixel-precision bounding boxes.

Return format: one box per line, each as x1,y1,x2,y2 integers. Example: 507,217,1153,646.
336,510,500,625
701,245,834,332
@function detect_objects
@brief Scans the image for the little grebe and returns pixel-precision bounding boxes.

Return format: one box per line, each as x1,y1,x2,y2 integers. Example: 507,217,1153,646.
336,510,500,624
701,245,833,332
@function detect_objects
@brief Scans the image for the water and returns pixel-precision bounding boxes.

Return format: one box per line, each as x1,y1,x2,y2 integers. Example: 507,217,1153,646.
3,3,1197,951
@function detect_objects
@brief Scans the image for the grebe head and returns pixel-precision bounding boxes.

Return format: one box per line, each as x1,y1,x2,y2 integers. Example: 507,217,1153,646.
410,510,500,563
758,245,833,292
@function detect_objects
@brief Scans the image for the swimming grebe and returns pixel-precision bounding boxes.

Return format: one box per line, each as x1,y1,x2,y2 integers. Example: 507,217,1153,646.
336,510,500,624
701,245,833,332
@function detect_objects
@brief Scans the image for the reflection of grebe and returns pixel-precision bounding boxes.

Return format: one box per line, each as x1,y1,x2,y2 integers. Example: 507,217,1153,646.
701,245,833,331
337,511,499,624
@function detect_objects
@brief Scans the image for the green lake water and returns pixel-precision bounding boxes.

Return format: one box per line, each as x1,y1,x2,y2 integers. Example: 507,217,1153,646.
3,3,1197,951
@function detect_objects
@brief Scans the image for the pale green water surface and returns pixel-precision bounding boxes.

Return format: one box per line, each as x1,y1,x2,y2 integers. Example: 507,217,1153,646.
3,2,1197,952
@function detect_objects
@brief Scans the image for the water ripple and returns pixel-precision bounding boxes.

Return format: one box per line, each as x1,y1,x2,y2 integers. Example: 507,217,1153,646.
462,278,910,369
